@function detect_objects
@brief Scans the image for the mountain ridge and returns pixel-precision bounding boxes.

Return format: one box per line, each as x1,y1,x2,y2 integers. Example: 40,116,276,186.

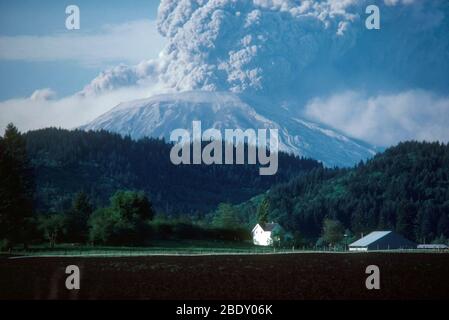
81,91,378,167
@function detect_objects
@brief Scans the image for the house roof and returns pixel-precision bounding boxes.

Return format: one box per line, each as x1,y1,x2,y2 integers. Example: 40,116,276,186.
417,244,448,249
261,223,280,232
349,231,392,247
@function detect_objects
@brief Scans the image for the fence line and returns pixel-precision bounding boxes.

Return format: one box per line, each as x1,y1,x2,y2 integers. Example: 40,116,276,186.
5,246,448,258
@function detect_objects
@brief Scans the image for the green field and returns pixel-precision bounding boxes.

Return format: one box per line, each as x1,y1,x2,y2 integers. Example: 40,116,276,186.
4,240,447,258
3,240,285,257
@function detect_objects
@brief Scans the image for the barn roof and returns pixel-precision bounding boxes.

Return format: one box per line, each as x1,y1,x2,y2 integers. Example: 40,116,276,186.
349,231,391,247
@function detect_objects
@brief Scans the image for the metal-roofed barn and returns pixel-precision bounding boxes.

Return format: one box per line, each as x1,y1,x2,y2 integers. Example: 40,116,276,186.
349,231,416,251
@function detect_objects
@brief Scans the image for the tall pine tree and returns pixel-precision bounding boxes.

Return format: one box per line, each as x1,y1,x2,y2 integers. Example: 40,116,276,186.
66,191,93,242
0,124,34,249
257,198,270,225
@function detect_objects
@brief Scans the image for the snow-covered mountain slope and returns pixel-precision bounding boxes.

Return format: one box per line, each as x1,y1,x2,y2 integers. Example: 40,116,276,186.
81,91,377,167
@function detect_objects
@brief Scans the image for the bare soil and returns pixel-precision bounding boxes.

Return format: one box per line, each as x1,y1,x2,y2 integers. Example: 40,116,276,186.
0,253,448,300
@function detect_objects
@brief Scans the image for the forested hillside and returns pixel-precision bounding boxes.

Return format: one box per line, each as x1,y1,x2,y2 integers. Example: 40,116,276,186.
24,128,321,215
7,127,449,246
244,142,449,243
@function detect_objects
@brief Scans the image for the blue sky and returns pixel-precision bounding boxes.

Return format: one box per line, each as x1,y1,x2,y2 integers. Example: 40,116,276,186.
0,0,163,100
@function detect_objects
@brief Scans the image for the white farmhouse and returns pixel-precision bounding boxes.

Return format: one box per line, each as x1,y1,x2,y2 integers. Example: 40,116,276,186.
252,223,281,246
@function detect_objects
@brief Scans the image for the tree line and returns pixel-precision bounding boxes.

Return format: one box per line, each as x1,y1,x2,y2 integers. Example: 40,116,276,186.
35,190,250,248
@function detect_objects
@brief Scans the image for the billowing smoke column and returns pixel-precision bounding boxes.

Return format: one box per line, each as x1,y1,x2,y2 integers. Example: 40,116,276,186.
156,0,362,94
81,0,448,101
154,0,449,98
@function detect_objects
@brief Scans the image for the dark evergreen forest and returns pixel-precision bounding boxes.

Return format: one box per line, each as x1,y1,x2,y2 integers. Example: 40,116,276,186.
254,141,449,243
24,128,320,215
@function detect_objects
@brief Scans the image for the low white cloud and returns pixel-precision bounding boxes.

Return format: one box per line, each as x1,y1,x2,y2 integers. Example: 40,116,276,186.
0,83,168,133
30,88,57,101
0,20,166,66
304,90,449,146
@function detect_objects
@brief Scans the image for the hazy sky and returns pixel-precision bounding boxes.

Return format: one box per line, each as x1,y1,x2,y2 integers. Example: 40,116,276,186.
0,0,164,100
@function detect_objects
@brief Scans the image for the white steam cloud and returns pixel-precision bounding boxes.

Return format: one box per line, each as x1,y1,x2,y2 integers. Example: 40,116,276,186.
155,0,361,93
0,84,167,132
153,0,446,96
305,90,449,146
